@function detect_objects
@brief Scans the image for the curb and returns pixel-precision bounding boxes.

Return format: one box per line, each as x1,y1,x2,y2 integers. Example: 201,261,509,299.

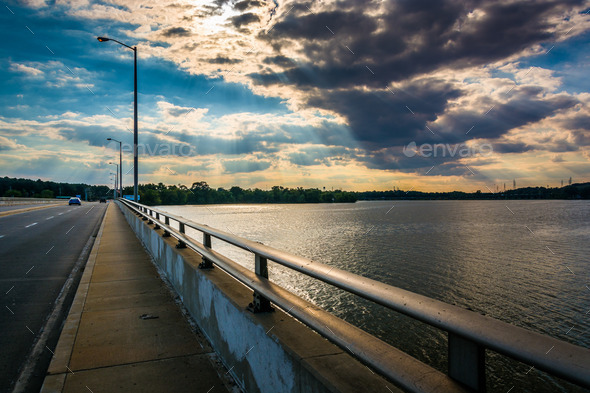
39,205,110,393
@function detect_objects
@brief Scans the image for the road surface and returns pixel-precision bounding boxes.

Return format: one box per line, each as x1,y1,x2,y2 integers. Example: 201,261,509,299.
0,202,107,393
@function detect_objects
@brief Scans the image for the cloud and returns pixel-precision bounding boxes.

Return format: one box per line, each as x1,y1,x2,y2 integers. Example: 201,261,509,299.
230,12,260,28
5,0,589,190
551,154,565,162
208,56,243,64
222,158,271,173
161,27,192,37
259,1,587,89
234,1,264,12
491,142,533,154
0,136,24,151
9,63,44,77
434,89,578,141
306,78,462,149
287,146,353,167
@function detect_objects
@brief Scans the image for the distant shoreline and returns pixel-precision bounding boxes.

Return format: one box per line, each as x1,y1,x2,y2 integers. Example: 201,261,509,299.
2,176,588,204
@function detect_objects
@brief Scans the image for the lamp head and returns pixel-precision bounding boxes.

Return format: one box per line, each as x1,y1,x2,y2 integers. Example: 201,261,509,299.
107,137,112,141
97,37,110,42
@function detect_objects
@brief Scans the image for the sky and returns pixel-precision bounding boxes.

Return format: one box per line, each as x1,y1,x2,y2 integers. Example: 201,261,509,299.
0,0,589,192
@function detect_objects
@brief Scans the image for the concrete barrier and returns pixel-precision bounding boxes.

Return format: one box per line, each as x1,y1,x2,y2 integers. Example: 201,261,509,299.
117,202,400,393
0,197,68,206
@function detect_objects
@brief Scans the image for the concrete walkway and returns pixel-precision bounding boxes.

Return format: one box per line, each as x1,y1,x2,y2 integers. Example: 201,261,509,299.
42,204,233,393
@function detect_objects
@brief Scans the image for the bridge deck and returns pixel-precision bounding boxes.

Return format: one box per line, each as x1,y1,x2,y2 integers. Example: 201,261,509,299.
42,203,233,393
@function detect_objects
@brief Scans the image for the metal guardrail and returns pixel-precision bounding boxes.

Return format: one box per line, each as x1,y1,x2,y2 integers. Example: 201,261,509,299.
119,199,590,393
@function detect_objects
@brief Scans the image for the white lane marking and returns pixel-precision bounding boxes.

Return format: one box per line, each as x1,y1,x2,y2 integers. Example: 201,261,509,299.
58,213,64,216
46,216,54,220
66,226,74,235
26,266,34,275
26,326,34,335
86,206,94,214
6,286,14,294
0,235,4,239
6,306,14,314
25,222,38,228
46,246,54,255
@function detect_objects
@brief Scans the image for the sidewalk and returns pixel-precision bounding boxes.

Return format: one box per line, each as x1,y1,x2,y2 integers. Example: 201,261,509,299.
42,203,233,393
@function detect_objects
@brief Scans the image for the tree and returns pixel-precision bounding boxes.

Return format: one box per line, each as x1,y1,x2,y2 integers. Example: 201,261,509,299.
40,189,54,198
4,189,22,197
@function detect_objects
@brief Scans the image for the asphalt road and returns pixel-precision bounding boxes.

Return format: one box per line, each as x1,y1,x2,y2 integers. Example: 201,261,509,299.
0,202,107,393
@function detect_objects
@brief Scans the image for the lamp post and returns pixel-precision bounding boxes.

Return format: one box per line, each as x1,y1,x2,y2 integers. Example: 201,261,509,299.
109,162,119,199
98,36,138,202
110,172,117,200
107,137,123,198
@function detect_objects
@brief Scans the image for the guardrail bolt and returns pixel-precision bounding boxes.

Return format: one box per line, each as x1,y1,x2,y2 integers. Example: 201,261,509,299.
248,292,274,313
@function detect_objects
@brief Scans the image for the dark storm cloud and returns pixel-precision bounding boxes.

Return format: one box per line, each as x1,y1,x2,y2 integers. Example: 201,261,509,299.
161,27,191,37
249,0,586,167
234,0,264,11
562,114,590,131
491,142,533,154
306,78,462,149
438,92,578,140
258,0,585,88
262,55,296,68
208,56,243,64
571,130,590,146
230,12,261,28
544,138,580,152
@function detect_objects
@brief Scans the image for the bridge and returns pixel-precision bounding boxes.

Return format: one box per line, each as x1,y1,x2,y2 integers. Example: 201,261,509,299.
1,200,588,393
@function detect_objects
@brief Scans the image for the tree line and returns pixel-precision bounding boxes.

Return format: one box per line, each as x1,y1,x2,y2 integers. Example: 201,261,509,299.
2,176,588,205
0,176,110,200
138,182,357,205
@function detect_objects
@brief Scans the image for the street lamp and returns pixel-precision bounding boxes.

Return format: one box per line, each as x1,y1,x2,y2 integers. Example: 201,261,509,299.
107,137,123,198
109,162,119,198
109,172,117,200
98,36,138,202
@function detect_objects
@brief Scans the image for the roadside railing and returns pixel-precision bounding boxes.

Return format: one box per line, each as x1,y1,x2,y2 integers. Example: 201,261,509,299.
119,199,590,393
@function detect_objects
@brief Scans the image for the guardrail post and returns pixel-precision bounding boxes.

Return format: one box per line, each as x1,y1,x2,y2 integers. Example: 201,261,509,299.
163,217,171,237
448,333,486,392
248,254,274,313
198,233,214,269
154,212,160,229
176,222,187,249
